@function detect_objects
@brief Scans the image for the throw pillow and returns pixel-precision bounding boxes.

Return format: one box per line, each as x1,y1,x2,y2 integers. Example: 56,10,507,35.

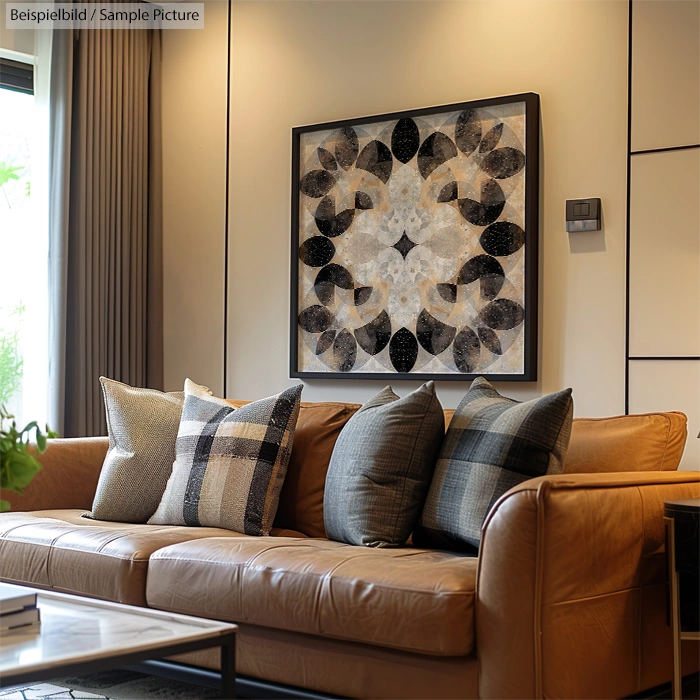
149,380,302,535
414,377,573,552
86,377,186,523
324,381,444,548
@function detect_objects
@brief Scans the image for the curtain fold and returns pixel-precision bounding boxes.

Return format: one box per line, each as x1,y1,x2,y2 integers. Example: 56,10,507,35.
48,25,163,438
46,27,74,438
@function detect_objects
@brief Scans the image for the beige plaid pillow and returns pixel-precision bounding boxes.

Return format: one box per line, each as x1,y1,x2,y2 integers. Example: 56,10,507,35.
149,380,302,534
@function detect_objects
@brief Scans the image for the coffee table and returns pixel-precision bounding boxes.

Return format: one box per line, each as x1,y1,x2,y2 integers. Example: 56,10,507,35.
0,588,237,698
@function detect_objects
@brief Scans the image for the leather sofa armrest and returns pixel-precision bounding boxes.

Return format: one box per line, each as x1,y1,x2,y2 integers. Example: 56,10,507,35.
476,471,700,700
1,437,108,512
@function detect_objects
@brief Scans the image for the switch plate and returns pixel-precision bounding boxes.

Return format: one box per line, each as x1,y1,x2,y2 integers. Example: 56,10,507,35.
566,198,601,232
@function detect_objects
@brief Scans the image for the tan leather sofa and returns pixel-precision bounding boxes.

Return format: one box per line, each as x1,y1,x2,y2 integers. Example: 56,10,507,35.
1,403,698,699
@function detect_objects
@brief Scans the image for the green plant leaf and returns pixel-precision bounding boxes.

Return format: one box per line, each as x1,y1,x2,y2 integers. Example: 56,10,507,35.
0,162,25,188
0,499,10,512
5,449,41,489
1,401,54,497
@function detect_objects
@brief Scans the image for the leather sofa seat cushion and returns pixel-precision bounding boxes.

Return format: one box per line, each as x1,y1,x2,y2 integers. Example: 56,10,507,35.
0,510,305,606
147,537,477,656
564,411,687,473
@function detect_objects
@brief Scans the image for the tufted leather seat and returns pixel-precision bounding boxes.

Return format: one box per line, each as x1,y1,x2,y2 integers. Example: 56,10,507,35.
146,536,478,656
0,509,304,606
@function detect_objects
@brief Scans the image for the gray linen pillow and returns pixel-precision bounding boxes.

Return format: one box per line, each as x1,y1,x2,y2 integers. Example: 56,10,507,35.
87,377,186,523
414,377,574,552
323,381,444,547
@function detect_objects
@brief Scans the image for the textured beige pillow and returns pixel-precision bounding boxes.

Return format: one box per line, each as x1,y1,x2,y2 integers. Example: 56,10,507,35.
86,377,186,523
149,380,303,535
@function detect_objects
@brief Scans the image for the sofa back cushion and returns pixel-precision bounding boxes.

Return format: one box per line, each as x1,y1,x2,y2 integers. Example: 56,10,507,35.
563,411,687,473
276,402,361,537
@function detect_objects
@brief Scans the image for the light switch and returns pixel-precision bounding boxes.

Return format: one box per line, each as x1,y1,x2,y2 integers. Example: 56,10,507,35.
566,198,601,232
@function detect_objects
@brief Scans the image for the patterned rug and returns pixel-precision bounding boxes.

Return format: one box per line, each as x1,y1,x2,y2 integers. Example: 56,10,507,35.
0,670,220,699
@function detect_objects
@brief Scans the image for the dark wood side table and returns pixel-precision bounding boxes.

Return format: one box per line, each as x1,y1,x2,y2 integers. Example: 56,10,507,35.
664,498,700,700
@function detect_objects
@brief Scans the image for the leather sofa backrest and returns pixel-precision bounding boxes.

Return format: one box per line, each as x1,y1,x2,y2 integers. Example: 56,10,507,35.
563,410,687,473
229,398,687,538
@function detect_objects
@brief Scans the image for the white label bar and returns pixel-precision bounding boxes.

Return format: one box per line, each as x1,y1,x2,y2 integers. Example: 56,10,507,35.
6,3,205,29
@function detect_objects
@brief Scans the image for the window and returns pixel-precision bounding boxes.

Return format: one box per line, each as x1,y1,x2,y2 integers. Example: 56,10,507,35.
0,56,48,428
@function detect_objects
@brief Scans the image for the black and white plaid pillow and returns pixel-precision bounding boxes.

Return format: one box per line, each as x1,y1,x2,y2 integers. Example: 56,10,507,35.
149,380,302,535
414,377,573,552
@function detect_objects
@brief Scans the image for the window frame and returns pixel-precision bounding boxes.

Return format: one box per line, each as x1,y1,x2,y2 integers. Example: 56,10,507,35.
0,58,34,95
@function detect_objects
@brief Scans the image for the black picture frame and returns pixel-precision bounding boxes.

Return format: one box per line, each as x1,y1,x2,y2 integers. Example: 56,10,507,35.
290,92,540,381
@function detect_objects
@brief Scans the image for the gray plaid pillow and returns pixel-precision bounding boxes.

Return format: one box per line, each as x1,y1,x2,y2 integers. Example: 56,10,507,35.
149,380,302,535
414,377,573,552
324,382,444,547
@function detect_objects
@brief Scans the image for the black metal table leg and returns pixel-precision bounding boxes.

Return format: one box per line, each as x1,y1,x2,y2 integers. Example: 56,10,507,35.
220,632,236,699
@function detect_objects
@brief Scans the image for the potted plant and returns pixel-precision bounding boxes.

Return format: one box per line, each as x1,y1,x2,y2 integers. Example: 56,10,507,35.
0,406,57,512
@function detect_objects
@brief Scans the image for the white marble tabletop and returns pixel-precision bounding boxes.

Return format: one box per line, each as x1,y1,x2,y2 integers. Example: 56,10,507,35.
0,588,236,680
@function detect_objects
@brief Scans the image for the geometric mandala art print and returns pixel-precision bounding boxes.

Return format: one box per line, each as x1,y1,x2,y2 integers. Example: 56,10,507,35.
291,93,539,380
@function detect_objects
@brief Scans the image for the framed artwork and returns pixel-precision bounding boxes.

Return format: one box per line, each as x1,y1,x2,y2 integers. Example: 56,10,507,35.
290,92,539,381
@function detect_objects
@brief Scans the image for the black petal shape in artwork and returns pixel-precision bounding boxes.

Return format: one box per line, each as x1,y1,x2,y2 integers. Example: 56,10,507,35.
480,147,526,180
354,310,391,356
299,169,335,198
417,132,458,179
316,329,336,355
457,179,505,226
478,299,525,330
455,110,482,156
479,123,504,153
334,127,359,170
355,191,374,210
356,140,393,184
315,195,335,220
354,286,373,306
437,283,457,303
437,181,458,203
314,263,354,305
298,305,335,333
453,327,481,373
391,118,420,164
478,327,503,355
389,327,419,373
317,147,337,171
299,236,336,267
480,221,525,257
333,329,357,372
416,309,457,356
393,231,417,260
314,196,355,238
457,254,505,300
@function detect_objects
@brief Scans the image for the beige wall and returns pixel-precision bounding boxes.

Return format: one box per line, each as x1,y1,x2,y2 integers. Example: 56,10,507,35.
628,0,700,470
164,1,630,416
161,0,228,397
0,1,34,55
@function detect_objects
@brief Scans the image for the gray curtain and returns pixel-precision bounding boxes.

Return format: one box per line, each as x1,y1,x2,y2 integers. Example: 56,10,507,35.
48,27,163,438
